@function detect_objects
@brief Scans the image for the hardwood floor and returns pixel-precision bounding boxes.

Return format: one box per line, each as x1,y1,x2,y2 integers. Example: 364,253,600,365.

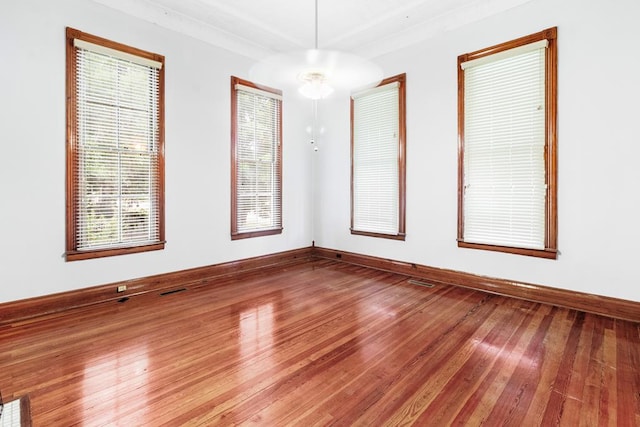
1,259,639,426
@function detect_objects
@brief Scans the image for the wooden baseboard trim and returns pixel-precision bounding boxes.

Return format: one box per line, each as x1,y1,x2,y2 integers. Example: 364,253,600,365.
0,247,313,326
4,245,637,326
312,246,640,323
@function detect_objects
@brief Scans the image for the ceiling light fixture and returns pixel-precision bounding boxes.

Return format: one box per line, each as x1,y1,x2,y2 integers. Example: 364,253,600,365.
297,0,334,100
298,71,334,100
250,0,383,99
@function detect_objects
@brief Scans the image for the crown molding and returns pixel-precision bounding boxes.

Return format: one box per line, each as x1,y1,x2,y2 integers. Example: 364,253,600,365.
91,0,536,61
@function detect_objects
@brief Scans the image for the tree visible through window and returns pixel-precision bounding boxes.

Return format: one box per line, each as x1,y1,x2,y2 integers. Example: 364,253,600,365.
66,28,165,261
457,28,557,258
231,77,283,239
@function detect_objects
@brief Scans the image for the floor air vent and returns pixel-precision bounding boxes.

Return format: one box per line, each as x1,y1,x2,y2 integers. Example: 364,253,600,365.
160,288,187,296
407,279,435,288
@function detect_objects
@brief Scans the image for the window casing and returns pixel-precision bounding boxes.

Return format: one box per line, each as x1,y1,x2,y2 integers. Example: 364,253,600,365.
457,27,557,258
231,77,283,240
66,28,165,261
351,73,406,240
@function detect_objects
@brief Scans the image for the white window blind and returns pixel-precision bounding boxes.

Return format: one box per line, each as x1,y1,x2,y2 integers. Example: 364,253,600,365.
352,82,400,235
234,85,282,234
74,41,162,251
463,42,547,249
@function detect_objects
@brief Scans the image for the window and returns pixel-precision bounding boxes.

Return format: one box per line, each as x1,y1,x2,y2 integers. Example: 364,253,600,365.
457,28,557,258
231,77,283,239
65,28,165,261
351,73,406,240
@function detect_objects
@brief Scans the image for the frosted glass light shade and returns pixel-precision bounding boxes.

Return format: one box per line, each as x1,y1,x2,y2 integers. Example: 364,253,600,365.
250,49,383,98
297,71,334,99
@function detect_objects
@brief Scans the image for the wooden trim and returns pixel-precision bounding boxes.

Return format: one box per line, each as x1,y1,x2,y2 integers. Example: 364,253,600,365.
457,27,558,259
20,394,32,427
545,28,559,252
18,394,32,426
457,240,557,259
0,247,312,326
458,27,557,64
0,395,31,426
66,242,166,262
65,27,164,64
397,74,407,237
231,228,283,240
65,27,166,261
312,246,640,323
230,76,239,237
350,88,355,232
230,76,283,240
350,73,406,239
65,28,77,259
158,37,166,251
456,53,466,246
4,244,637,326
350,229,406,241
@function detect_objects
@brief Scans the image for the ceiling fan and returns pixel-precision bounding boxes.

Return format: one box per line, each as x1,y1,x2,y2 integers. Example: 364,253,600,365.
249,0,383,99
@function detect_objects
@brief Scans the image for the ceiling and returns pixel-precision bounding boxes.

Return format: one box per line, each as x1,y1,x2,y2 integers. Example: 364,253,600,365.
92,0,533,60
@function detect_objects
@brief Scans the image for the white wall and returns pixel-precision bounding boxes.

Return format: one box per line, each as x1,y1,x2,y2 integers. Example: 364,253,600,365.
314,0,640,302
2,0,639,305
0,0,313,303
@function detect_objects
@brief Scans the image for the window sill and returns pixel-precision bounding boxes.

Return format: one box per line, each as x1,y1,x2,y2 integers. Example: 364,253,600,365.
66,242,166,262
350,229,406,241
231,228,283,240
457,240,557,259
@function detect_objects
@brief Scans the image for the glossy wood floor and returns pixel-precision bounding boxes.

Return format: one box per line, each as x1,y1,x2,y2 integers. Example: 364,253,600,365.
1,259,639,426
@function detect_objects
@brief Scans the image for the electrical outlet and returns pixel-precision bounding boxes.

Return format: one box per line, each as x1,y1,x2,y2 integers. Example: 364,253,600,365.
117,285,127,293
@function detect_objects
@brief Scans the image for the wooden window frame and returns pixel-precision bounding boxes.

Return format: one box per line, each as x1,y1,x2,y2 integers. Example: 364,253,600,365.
65,27,165,261
230,76,283,240
457,27,558,259
350,73,407,241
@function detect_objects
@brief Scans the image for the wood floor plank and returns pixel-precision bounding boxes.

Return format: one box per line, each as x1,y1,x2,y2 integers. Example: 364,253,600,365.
414,300,542,425
539,310,584,426
615,319,640,427
0,259,639,426
354,295,504,426
450,303,550,425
